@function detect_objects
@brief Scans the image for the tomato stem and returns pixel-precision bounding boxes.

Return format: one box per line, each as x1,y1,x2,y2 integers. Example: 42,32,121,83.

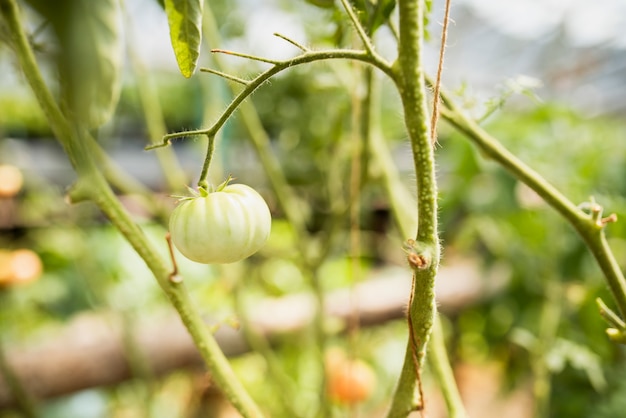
198,133,216,190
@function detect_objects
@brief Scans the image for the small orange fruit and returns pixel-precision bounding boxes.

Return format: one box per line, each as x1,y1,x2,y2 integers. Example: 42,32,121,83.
0,165,24,198
326,349,376,404
0,249,43,287
10,249,43,283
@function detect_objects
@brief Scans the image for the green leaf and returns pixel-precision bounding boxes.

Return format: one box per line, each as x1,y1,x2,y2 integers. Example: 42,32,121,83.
25,0,124,128
547,338,608,392
424,0,433,40
347,0,396,35
164,0,204,78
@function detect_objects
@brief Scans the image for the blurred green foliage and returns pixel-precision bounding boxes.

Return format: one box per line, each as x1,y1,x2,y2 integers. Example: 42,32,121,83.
1,0,626,417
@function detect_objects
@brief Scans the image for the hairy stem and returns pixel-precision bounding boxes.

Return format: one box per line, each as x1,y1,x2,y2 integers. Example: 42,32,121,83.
197,134,215,190
0,1,264,416
152,49,394,148
387,0,441,416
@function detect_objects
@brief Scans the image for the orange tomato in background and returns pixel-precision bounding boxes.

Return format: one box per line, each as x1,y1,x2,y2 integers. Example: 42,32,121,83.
0,249,43,287
325,348,377,404
0,165,24,198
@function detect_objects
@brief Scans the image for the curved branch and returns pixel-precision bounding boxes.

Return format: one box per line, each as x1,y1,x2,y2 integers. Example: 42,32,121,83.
147,49,395,149
438,86,626,323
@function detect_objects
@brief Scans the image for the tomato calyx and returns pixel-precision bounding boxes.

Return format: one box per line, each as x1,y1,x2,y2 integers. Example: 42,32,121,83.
172,175,235,202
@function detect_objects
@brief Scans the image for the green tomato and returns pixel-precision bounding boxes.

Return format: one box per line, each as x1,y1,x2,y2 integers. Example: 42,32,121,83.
169,183,271,264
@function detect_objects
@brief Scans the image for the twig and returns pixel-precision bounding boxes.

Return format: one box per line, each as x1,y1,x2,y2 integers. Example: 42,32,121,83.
339,0,377,55
150,48,394,148
407,276,426,413
438,96,626,321
211,48,281,65
273,32,310,52
200,68,250,85
597,297,626,329
165,232,182,284
430,0,452,147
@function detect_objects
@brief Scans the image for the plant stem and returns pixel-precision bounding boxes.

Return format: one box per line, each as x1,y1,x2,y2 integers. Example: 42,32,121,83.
439,95,626,320
0,1,264,416
428,318,467,418
197,134,215,190
153,48,394,148
387,0,441,416
369,111,466,418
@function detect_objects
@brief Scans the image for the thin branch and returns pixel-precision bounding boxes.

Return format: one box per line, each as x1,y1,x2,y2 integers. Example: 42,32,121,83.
339,0,377,55
149,49,394,148
273,32,309,52
211,49,281,65
197,134,215,189
200,67,250,85
165,232,182,284
437,82,626,322
430,0,452,147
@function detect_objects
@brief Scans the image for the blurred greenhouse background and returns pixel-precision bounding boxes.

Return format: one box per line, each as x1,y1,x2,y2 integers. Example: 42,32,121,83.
1,0,626,417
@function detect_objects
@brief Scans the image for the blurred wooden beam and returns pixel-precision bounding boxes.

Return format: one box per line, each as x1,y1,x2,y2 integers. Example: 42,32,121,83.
0,259,507,407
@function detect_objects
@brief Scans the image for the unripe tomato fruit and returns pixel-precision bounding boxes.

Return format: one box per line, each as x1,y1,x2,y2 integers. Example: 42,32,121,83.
169,182,271,264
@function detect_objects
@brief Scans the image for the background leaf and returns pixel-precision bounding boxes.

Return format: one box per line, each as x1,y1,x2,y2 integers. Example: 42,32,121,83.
25,0,124,129
164,0,204,78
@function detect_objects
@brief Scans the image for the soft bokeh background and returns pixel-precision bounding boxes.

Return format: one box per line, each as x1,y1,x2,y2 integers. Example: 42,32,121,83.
1,0,625,417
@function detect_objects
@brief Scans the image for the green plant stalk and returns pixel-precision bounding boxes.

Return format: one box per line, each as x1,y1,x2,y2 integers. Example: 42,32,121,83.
439,98,626,320
387,0,441,416
369,126,466,416
155,48,394,147
197,134,215,190
364,61,465,417
0,1,263,416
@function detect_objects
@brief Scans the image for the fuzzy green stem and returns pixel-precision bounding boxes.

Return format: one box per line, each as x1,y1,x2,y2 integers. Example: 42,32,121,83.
0,1,264,416
201,7,307,238
197,134,215,190
339,0,377,55
372,122,463,413
153,48,394,148
387,0,441,416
